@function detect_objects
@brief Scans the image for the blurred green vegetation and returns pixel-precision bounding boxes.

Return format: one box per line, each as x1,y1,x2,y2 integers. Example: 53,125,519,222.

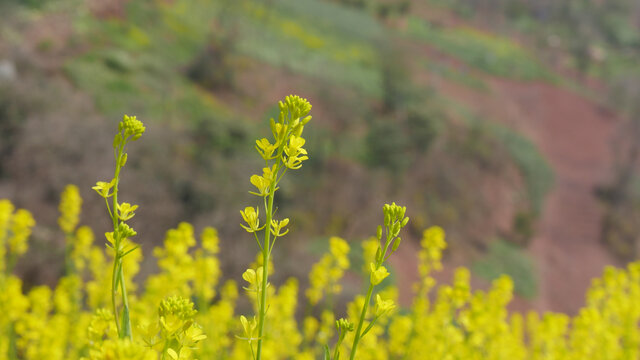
445,100,553,216
424,61,489,90
421,0,640,260
66,1,235,117
235,0,384,96
0,0,574,283
473,239,538,299
493,125,554,215
406,17,552,81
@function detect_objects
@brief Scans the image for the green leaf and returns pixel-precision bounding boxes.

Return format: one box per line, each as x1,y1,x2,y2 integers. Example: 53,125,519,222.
324,345,331,360
121,305,132,339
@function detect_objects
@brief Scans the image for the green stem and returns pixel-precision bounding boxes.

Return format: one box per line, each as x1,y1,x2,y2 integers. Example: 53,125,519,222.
254,130,290,360
64,234,74,276
8,324,17,360
111,256,121,337
349,224,397,360
111,143,123,337
333,333,344,360
161,339,169,360
255,182,276,360
110,139,132,339
252,122,297,359
349,283,375,360
119,262,132,339
5,254,16,276
250,342,257,360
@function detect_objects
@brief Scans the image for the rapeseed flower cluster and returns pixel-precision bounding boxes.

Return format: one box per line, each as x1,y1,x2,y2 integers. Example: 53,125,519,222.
239,95,312,360
2,191,640,359
306,237,350,306
0,96,640,359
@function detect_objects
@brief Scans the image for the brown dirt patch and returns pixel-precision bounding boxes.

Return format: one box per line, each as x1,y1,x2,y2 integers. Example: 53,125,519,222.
490,79,621,314
427,68,621,313
399,30,623,313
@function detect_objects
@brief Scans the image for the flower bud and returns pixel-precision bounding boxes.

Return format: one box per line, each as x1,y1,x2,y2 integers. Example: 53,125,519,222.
392,237,401,252
335,318,354,332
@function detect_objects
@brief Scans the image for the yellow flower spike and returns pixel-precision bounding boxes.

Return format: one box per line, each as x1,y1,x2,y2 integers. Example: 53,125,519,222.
361,237,379,273
243,267,268,293
116,202,138,221
256,138,278,160
329,237,350,257
271,123,289,144
117,222,137,239
72,225,94,271
92,179,116,198
166,348,179,360
243,268,257,286
58,184,82,234
306,237,351,306
285,135,306,156
303,316,319,342
184,325,207,343
336,318,355,332
158,295,198,338
452,267,471,308
0,198,14,231
285,154,309,170
422,226,446,251
250,165,279,197
250,174,270,197
282,94,312,119
0,200,13,270
200,226,220,254
374,295,396,317
283,135,309,170
262,164,278,182
8,209,35,256
291,115,312,137
418,226,447,279
88,308,116,342
137,319,161,348
95,115,146,342
121,114,146,140
243,95,313,360
240,207,263,233
370,263,390,285
240,315,258,343
90,338,157,359
159,312,185,337
270,218,290,237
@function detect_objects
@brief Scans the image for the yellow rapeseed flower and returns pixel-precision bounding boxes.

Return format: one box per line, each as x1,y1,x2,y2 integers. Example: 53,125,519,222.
58,184,82,234
370,263,390,286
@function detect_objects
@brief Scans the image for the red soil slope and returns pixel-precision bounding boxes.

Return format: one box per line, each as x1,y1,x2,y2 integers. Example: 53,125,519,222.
491,79,621,313
394,39,622,313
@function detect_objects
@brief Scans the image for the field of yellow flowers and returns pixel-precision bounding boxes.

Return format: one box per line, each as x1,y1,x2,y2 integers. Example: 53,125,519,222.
0,96,639,359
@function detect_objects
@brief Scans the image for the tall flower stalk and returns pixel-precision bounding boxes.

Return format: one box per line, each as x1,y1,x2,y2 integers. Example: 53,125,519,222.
239,95,312,360
348,203,408,360
93,115,145,340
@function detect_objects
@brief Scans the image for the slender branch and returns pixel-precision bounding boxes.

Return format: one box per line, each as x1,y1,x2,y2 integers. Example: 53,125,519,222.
349,283,375,360
111,256,121,336
255,167,277,360
119,263,132,339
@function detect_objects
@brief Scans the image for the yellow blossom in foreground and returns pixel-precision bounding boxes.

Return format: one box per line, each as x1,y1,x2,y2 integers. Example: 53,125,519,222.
370,263,390,285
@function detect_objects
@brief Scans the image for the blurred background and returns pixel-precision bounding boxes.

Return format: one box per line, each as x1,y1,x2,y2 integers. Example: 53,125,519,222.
1,0,639,315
